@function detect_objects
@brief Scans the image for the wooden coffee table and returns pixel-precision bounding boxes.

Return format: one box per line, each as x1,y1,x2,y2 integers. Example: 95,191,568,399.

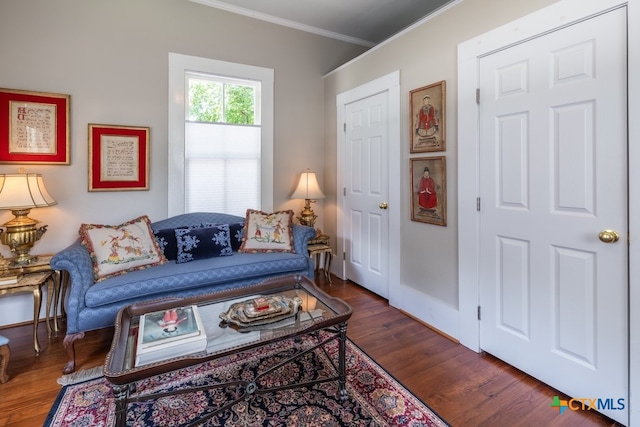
104,274,352,427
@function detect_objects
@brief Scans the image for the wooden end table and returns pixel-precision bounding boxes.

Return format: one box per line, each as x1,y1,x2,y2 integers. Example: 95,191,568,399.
104,274,352,427
308,234,333,284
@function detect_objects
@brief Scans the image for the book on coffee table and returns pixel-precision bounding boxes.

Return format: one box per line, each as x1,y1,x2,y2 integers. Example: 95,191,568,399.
135,305,207,366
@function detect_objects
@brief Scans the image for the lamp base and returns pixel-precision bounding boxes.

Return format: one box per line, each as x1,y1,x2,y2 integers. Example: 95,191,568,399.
0,208,47,266
297,199,318,227
8,253,40,267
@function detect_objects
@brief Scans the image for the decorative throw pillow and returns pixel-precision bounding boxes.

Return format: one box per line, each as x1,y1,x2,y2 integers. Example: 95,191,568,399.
79,215,167,282
228,222,244,252
153,223,216,260
153,228,179,260
175,224,233,263
239,209,295,253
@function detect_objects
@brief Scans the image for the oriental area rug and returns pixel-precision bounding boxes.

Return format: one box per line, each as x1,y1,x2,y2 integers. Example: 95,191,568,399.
45,333,448,426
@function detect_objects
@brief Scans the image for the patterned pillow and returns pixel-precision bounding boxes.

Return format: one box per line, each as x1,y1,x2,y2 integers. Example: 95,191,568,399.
239,209,295,253
153,228,179,260
175,224,233,263
228,222,244,252
154,223,216,260
79,215,167,282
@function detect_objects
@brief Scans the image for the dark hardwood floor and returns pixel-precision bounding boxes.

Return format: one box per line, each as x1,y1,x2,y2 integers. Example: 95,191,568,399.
0,275,623,426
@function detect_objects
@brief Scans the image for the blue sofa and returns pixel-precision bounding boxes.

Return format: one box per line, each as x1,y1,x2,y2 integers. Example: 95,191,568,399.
51,212,316,373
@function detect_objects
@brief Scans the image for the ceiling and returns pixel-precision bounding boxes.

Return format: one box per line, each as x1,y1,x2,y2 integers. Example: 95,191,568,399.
190,0,455,47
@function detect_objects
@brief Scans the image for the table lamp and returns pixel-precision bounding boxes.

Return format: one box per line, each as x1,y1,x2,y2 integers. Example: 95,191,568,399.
0,171,57,265
290,169,325,227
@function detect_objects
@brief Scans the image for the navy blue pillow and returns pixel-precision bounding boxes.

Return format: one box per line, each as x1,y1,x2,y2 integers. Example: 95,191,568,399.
228,222,244,252
154,223,217,260
154,228,179,260
175,224,233,263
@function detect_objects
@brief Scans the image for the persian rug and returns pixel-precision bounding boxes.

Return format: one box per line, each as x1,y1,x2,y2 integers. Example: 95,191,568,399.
45,332,448,426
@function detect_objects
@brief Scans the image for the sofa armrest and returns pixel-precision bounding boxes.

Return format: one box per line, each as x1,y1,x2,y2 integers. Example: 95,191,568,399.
292,223,316,254
50,239,95,334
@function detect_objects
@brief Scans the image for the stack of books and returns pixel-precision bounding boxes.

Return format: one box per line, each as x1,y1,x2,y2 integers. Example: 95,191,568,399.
0,272,21,286
135,305,207,366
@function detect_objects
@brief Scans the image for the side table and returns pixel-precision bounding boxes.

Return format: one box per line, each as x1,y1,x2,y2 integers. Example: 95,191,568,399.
0,253,67,353
0,270,55,353
17,254,68,336
308,234,333,284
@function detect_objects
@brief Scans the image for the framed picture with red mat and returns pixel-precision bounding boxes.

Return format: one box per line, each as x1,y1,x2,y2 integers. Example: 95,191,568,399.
0,88,70,165
88,123,149,191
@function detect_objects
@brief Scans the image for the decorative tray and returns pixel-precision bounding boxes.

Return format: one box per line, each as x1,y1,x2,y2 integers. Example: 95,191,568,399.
219,295,302,328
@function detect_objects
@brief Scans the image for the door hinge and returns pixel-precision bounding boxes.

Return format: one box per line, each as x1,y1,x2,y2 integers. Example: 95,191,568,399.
476,88,480,104
343,187,346,197
477,305,481,320
477,197,481,211
343,251,346,261
343,123,347,132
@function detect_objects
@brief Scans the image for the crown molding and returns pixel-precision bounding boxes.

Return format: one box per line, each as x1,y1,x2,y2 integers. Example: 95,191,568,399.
190,0,376,47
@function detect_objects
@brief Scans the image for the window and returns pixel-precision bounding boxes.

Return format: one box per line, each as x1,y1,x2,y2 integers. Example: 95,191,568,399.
168,53,274,217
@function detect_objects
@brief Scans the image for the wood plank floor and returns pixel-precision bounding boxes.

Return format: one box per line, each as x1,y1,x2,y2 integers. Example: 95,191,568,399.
0,275,624,426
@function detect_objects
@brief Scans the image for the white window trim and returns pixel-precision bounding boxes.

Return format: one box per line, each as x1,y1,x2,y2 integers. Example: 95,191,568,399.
168,52,274,217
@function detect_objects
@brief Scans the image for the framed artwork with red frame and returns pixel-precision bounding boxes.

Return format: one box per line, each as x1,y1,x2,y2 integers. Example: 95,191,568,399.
410,80,446,153
0,88,70,164
88,124,149,191
410,156,447,226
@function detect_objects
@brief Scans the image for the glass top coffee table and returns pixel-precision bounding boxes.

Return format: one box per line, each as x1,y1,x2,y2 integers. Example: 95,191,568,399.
104,274,352,427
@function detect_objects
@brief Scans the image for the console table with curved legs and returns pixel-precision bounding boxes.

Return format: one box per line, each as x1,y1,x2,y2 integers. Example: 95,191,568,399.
0,254,67,354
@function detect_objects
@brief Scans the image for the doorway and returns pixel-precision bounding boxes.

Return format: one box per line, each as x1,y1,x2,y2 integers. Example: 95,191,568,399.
478,8,627,424
336,71,401,299
458,1,634,425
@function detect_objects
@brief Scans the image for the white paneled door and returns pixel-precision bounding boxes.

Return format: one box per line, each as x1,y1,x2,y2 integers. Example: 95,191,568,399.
344,91,389,298
478,8,627,424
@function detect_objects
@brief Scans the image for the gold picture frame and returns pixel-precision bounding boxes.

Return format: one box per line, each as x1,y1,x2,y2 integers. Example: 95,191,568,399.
410,156,447,226
410,80,445,153
88,124,150,191
0,88,70,164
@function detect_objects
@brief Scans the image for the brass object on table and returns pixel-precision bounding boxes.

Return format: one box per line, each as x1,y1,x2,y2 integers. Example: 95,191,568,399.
219,295,302,328
0,172,58,266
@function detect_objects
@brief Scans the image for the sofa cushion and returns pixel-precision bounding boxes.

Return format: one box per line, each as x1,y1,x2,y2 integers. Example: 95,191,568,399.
239,209,295,253
79,215,167,281
84,252,309,308
175,224,233,263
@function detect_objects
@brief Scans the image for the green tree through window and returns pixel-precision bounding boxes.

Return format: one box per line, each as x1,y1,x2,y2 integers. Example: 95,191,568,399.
188,78,255,124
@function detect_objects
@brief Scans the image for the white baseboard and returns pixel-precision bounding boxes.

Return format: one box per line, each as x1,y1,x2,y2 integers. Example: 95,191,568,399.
388,282,460,341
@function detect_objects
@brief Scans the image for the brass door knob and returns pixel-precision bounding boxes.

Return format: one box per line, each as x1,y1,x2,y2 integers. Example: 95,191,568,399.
598,230,620,243
379,202,388,209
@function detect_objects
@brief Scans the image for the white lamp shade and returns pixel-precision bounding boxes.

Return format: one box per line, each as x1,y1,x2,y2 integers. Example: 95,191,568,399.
0,173,58,210
291,170,325,200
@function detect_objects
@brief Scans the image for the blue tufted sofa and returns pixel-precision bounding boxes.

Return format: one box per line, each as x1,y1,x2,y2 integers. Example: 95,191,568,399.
50,212,316,373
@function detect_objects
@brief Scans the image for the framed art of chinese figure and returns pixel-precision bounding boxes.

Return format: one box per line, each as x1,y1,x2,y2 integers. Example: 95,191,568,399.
410,80,445,153
410,156,447,226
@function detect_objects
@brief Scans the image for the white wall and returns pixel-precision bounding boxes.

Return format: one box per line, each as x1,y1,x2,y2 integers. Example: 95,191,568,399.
323,0,559,329
0,0,367,326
